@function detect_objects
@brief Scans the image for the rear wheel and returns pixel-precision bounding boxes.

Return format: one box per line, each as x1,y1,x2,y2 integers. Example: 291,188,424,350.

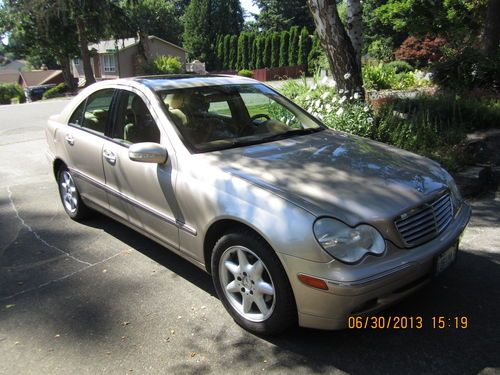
211,230,297,335
57,167,91,220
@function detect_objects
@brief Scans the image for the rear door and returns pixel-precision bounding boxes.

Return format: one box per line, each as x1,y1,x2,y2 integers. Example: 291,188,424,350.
101,88,179,251
61,89,115,210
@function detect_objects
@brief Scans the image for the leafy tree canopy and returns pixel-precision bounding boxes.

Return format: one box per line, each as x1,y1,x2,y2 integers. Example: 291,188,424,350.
254,0,315,32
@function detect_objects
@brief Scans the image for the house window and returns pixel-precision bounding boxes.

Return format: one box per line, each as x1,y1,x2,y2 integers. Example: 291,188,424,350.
102,54,116,73
74,58,80,66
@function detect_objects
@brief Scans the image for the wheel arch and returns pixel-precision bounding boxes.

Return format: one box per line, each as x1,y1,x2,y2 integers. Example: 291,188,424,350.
53,158,68,180
203,218,277,275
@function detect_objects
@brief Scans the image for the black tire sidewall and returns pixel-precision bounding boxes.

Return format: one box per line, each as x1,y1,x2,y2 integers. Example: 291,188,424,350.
211,230,297,335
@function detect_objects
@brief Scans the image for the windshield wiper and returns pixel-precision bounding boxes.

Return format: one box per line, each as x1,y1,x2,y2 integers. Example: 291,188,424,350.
260,127,323,143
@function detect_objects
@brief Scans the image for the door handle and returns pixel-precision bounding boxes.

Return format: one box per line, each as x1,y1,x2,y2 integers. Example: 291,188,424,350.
103,149,116,164
65,134,74,145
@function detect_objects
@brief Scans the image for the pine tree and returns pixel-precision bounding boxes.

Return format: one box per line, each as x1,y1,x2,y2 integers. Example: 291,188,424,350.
229,34,238,70
298,26,312,68
255,37,263,69
223,34,231,69
263,33,272,67
307,33,321,73
271,32,280,67
248,33,256,69
216,35,224,70
288,26,299,66
182,0,244,69
279,31,290,67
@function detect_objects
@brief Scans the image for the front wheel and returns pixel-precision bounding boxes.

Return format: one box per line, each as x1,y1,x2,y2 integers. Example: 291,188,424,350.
211,230,297,335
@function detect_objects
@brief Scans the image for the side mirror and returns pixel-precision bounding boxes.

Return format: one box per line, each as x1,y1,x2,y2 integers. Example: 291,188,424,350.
128,142,168,164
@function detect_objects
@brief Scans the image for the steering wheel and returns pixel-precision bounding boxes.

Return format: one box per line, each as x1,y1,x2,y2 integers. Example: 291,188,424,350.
250,113,271,123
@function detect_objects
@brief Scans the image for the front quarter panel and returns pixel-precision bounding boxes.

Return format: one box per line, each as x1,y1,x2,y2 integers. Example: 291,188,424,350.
175,154,332,267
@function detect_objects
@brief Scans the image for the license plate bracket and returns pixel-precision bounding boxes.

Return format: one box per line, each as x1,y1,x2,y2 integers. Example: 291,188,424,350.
434,242,458,276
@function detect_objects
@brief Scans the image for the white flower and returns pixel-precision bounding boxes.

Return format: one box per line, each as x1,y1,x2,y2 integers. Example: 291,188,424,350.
326,103,332,112
339,96,347,104
329,79,337,87
280,117,286,122
336,107,344,116
353,92,360,100
315,99,321,108
321,76,329,84
367,117,374,124
363,106,370,112
338,89,344,94
321,92,330,100
305,95,311,101
344,73,351,80
307,107,314,113
331,97,337,103
311,84,317,90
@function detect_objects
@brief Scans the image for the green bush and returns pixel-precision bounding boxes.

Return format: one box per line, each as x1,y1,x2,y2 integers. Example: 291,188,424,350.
0,83,25,104
238,69,253,78
362,63,429,90
385,60,414,73
43,83,67,100
280,76,375,137
432,47,500,92
366,38,394,62
151,56,183,74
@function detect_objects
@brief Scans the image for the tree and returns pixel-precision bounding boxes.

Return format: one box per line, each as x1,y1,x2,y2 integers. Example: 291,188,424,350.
279,31,289,67
345,0,363,67
255,37,263,69
229,34,238,70
223,34,231,69
255,0,315,31
248,33,256,69
307,0,363,94
182,0,244,69
298,26,311,68
0,0,79,89
236,33,249,70
271,32,280,67
263,34,272,67
216,35,224,70
288,26,299,66
481,0,500,57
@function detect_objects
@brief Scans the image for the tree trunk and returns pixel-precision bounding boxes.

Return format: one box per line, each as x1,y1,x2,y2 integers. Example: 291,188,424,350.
307,0,364,96
138,31,151,62
345,0,363,68
76,17,96,86
59,55,76,91
481,0,500,57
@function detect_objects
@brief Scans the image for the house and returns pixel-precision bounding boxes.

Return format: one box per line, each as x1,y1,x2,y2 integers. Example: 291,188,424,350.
71,35,188,82
0,69,64,87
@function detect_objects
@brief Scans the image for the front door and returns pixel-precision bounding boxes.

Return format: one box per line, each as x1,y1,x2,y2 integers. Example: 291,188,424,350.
102,88,179,250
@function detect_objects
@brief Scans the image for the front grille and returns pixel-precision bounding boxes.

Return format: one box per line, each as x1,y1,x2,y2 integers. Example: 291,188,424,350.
395,192,454,247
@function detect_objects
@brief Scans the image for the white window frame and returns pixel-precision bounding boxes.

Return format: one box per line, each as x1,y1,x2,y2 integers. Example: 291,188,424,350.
102,54,116,73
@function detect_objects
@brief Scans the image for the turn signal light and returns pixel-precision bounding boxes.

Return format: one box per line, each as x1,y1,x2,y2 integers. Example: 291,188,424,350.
297,274,328,290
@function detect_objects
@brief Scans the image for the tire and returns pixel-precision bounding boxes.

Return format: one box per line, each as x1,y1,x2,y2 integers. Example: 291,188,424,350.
211,230,297,335
57,166,91,221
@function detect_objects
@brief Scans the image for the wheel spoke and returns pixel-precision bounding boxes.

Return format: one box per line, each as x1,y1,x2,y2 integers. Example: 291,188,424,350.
249,260,264,279
257,281,274,296
225,280,240,293
253,295,269,315
242,294,253,313
237,249,249,270
224,260,239,276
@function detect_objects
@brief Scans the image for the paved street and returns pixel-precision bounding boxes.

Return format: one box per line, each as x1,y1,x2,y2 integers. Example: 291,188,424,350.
0,99,499,375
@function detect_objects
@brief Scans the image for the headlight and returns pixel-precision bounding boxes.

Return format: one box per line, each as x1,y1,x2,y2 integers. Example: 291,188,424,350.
313,218,386,263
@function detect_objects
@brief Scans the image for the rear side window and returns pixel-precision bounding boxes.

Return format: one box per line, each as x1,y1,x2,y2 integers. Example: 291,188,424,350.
80,89,115,134
68,100,86,126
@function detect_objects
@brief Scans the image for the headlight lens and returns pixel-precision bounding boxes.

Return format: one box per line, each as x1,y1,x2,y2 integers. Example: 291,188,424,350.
313,218,386,263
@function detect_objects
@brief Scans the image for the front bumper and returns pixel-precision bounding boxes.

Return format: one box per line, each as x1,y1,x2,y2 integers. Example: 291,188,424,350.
278,202,472,330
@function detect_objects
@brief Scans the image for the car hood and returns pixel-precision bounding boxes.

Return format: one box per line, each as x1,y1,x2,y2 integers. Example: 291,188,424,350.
211,130,450,226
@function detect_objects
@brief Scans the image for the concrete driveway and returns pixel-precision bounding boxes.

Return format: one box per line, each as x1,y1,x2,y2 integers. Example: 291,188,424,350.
0,99,499,375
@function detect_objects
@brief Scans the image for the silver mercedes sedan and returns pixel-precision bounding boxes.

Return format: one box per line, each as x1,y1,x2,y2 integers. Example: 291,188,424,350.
45,75,471,334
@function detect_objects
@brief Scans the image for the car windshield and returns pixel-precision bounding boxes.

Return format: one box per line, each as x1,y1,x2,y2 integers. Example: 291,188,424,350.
155,83,324,152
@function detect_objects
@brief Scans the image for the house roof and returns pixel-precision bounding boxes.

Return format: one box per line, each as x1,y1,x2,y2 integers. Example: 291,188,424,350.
19,70,63,86
0,59,28,72
88,35,187,54
0,71,20,84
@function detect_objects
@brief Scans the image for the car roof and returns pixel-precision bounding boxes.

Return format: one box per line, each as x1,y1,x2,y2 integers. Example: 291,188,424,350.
130,74,259,91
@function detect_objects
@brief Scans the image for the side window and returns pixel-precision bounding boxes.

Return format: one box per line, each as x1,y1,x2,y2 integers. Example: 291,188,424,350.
68,100,86,126
112,91,161,145
81,89,115,135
